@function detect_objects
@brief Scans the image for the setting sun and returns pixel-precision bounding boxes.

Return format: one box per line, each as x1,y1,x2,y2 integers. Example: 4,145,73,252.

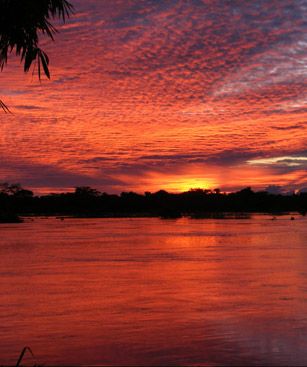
172,178,218,193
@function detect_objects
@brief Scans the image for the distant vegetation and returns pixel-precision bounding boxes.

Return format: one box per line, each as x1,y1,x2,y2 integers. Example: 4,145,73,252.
0,183,306,222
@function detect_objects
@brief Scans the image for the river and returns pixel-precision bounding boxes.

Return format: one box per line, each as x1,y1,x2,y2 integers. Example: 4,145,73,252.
0,215,306,365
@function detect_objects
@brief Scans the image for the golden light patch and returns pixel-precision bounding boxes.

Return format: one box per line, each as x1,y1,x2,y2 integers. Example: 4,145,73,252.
173,178,217,193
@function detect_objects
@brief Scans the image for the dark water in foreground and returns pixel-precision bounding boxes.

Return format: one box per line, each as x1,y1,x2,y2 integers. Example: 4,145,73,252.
0,215,307,366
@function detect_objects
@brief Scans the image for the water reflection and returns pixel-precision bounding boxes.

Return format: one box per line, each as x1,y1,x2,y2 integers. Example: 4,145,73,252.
0,216,306,365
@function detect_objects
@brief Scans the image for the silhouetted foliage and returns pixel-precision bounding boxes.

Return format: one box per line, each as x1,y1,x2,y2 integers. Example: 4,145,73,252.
0,184,307,222
0,182,33,197
0,0,73,111
75,186,100,197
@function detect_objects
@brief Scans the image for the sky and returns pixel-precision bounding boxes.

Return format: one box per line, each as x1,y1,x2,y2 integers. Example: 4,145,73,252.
0,0,306,194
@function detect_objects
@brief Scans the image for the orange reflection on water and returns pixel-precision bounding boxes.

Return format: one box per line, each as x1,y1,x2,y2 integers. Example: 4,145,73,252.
0,216,307,365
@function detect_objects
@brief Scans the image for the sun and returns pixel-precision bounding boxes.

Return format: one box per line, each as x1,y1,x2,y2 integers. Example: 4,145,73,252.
121,171,219,194
174,178,217,193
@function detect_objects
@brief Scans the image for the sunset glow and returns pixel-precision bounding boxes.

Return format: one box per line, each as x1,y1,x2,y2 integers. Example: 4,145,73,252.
0,0,306,194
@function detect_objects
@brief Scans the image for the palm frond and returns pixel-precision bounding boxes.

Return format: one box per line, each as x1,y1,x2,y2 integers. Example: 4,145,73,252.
0,0,73,111
0,0,74,78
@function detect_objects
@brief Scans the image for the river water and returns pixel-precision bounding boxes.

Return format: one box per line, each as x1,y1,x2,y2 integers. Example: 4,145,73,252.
0,215,307,366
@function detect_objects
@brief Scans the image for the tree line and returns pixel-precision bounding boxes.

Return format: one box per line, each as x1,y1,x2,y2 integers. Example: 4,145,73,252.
0,183,306,221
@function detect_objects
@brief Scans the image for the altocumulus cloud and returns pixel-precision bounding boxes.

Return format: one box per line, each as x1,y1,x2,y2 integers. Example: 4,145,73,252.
0,0,306,193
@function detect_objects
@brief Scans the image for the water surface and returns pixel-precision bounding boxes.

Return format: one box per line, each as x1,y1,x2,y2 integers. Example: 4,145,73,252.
1,215,307,365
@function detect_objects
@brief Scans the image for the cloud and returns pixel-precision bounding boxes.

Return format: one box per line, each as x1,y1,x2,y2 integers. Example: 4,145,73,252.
0,157,124,193
247,154,307,171
0,0,306,193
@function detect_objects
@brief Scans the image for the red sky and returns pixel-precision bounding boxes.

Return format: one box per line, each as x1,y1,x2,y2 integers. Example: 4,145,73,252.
0,0,306,194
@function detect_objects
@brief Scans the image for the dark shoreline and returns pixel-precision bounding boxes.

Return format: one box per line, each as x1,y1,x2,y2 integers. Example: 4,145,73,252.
1,211,303,224
1,186,306,223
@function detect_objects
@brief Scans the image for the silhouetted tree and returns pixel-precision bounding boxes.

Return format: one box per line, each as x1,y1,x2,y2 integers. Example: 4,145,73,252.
237,187,254,196
0,0,73,111
1,184,307,221
75,186,100,197
0,182,33,197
